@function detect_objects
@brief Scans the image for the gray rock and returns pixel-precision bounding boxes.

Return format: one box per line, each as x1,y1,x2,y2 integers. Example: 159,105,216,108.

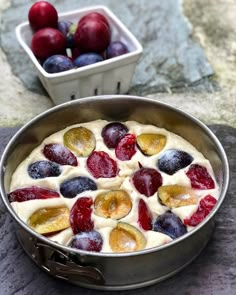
1,0,214,96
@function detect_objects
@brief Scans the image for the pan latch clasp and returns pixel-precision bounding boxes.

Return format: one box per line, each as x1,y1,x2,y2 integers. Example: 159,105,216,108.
32,240,105,285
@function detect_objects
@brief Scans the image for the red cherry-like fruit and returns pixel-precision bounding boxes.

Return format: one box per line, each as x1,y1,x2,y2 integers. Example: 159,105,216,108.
186,164,215,190
138,199,152,230
115,134,136,161
43,143,78,166
31,28,66,61
184,195,217,226
87,151,119,179
8,186,60,202
79,12,109,28
132,167,162,197
28,1,58,31
70,230,103,252
70,197,94,234
102,122,128,149
74,19,111,53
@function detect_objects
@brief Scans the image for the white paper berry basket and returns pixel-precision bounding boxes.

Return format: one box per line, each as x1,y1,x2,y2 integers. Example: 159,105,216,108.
15,5,143,105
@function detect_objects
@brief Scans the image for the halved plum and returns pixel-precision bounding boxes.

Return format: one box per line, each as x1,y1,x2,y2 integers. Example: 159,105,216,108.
109,222,146,252
70,197,94,234
158,185,197,208
27,207,70,234
63,127,96,157
94,190,132,219
8,186,60,203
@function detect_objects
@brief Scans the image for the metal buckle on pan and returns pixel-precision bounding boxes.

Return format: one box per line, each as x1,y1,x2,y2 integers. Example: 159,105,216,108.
32,239,105,285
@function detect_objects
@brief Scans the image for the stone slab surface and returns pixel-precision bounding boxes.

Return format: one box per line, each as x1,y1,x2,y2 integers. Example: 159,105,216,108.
1,0,236,128
0,125,235,295
184,0,236,91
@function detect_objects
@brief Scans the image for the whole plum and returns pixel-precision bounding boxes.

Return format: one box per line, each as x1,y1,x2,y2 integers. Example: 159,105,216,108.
43,55,74,73
107,41,129,58
28,161,61,179
31,28,66,61
58,21,77,48
60,176,97,199
28,1,58,31
57,20,72,36
79,12,109,28
70,231,103,252
73,53,103,67
153,212,187,239
74,19,110,53
101,122,128,148
157,149,193,175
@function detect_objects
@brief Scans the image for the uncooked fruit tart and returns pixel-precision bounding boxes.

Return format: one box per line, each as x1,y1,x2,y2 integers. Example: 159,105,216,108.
9,120,219,253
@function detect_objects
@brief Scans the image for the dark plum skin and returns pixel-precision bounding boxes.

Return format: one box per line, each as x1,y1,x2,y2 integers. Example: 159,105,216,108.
138,199,152,230
70,230,103,252
73,53,103,67
28,161,61,179
115,134,137,161
153,212,187,239
87,151,119,178
132,167,162,197
101,122,128,148
60,176,97,198
43,143,78,166
107,41,129,58
72,48,81,60
70,197,94,233
58,21,76,48
66,34,75,49
8,186,60,202
157,149,193,175
57,21,72,36
43,55,74,73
